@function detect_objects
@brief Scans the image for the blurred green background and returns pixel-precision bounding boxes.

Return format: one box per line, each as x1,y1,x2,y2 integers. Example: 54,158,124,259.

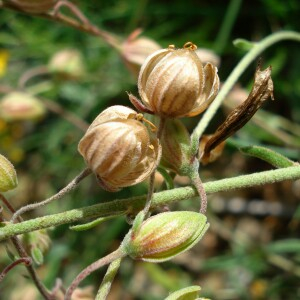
0,0,300,299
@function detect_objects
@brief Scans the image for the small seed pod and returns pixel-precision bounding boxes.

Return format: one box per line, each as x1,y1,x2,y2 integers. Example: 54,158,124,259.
0,92,46,121
48,49,85,80
0,153,18,192
160,119,191,174
78,106,159,192
3,0,57,14
121,29,161,77
130,42,220,118
122,211,209,262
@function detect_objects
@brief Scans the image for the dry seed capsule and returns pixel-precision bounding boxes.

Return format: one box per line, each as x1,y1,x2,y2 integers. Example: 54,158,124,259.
3,0,57,13
122,211,209,262
78,106,159,192
0,153,18,192
137,42,220,118
0,92,46,121
121,29,161,77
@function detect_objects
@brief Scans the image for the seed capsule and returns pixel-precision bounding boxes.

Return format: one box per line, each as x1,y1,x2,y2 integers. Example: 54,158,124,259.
121,29,161,77
0,92,46,121
78,106,159,192
48,49,85,80
0,153,18,192
122,211,209,262
133,42,219,118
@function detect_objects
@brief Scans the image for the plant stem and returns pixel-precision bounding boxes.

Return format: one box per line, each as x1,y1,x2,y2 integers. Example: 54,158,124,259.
0,257,32,283
143,117,165,217
65,248,126,300
11,168,92,223
214,0,243,54
2,2,121,49
191,31,300,150
190,169,207,214
96,258,122,300
0,195,53,299
1,165,300,241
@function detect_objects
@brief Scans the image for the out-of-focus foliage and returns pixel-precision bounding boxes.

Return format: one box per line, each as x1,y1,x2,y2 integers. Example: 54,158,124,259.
0,0,299,299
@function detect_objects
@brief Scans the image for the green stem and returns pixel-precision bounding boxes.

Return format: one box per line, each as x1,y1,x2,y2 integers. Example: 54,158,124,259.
214,0,243,54
191,31,300,150
11,168,91,223
95,258,122,300
1,165,300,241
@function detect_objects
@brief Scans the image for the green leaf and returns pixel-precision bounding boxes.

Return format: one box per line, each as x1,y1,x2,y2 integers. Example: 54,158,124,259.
233,38,256,51
31,247,44,265
165,286,201,300
266,239,300,254
240,145,296,168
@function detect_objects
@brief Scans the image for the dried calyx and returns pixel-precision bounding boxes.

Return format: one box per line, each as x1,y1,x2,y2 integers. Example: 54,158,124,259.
200,63,274,164
78,105,160,192
129,42,220,118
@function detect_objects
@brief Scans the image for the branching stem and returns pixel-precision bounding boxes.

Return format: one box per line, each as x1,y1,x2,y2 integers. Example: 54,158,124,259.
11,168,92,223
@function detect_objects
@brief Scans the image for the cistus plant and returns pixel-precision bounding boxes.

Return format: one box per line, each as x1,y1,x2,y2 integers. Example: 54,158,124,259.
0,2,300,300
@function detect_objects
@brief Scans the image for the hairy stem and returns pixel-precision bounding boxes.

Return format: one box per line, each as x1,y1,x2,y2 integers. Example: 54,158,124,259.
0,257,32,283
0,195,52,299
191,31,300,150
11,168,92,223
65,248,126,300
96,258,122,300
1,165,300,241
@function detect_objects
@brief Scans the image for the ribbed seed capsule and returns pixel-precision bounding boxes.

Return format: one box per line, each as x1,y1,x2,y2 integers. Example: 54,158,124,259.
0,154,18,192
78,106,159,192
135,42,220,118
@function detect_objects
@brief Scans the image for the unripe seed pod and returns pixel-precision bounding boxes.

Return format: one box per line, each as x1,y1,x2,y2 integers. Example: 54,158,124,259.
137,42,220,118
160,119,191,174
48,49,85,80
0,153,18,192
78,105,159,192
121,29,161,77
0,92,46,121
122,211,209,262
4,0,57,13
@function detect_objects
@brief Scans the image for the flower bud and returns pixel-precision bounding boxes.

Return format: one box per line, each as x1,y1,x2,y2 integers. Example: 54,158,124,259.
0,92,46,121
78,105,159,192
21,229,51,265
4,0,57,14
160,119,191,174
136,42,219,118
48,49,85,80
0,154,18,192
0,153,18,192
121,29,161,77
122,211,209,262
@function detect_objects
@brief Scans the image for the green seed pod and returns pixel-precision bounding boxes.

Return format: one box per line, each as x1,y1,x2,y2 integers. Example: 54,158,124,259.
48,49,85,80
160,119,192,174
0,154,18,192
122,211,209,263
